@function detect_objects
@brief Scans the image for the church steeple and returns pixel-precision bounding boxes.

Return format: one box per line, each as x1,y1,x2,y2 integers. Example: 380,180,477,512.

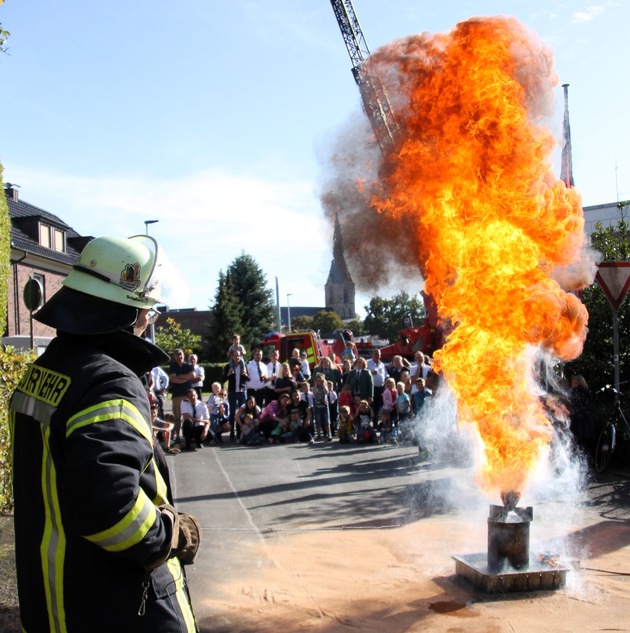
325,215,356,319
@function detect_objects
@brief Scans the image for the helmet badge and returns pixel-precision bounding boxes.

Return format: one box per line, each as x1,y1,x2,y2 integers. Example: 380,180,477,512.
120,262,141,290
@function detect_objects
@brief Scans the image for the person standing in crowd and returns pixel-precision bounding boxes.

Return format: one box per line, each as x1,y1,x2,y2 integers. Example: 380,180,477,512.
327,379,339,435
312,372,332,441
10,235,199,632
214,389,231,444
287,348,302,371
340,358,352,387
400,368,413,395
312,355,342,394
338,382,354,417
387,355,407,384
169,348,196,443
413,377,428,414
151,364,169,419
347,356,374,404
395,381,412,440
247,347,269,407
290,362,306,388
274,362,297,399
382,377,398,426
367,348,387,418
266,349,282,403
188,353,205,400
206,382,223,437
181,388,211,450
223,349,250,441
411,352,431,382
299,350,312,382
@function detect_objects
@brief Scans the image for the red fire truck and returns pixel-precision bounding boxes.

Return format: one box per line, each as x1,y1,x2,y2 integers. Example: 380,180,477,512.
377,321,442,363
259,329,355,369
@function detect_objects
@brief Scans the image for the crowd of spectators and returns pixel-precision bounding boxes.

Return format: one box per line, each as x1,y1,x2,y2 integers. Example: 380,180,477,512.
147,336,439,453
142,335,608,472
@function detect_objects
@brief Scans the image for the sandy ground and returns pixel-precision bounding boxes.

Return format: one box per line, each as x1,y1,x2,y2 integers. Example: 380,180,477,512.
194,517,630,633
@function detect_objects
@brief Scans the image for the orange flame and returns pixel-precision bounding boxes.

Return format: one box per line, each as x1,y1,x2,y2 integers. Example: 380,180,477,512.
361,17,590,495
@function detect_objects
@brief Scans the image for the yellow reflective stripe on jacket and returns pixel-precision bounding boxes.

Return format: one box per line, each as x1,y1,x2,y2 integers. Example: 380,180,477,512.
152,458,169,506
167,558,198,632
67,399,158,552
85,489,158,552
40,423,68,633
66,399,152,444
10,390,57,426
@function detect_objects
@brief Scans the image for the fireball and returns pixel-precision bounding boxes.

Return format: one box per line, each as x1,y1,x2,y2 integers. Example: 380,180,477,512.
338,16,591,495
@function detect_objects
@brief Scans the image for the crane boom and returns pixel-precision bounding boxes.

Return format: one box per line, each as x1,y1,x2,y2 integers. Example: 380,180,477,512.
329,0,400,152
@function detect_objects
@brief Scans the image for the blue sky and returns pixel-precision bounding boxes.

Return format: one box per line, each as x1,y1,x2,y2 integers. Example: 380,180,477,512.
1,0,628,314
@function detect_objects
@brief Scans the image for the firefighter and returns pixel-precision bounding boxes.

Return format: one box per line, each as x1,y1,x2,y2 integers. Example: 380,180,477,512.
10,235,200,632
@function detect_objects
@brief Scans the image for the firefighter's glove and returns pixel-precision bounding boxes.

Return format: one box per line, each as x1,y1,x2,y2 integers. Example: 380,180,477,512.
173,512,202,565
158,505,202,566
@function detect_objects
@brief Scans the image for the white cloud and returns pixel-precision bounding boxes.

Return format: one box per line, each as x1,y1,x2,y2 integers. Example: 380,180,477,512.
7,165,334,311
571,5,605,22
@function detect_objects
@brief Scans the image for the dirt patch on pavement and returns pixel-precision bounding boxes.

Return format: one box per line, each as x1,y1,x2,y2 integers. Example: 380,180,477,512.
195,519,630,633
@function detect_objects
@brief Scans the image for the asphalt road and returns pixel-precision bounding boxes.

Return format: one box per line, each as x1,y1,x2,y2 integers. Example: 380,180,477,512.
169,437,630,632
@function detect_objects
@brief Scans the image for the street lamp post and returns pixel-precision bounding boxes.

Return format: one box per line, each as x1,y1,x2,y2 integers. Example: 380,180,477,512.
287,293,294,333
144,219,159,235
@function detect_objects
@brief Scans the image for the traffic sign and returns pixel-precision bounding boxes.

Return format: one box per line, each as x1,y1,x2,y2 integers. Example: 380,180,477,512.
595,262,630,311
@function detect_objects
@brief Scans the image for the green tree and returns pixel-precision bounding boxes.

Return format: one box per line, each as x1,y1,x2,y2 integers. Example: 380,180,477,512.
154,317,202,357
568,209,630,392
363,292,426,342
205,271,244,361
225,253,276,352
292,315,315,331
312,310,346,335
346,316,366,337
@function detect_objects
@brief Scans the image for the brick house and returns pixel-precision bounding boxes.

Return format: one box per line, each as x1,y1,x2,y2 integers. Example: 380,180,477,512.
4,184,91,347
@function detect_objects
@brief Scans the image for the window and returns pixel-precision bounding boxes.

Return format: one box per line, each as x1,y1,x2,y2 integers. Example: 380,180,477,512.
39,222,66,253
53,228,65,252
33,273,46,305
39,223,51,248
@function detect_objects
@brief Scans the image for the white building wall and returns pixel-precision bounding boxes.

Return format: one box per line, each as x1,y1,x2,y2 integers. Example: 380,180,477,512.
583,202,629,234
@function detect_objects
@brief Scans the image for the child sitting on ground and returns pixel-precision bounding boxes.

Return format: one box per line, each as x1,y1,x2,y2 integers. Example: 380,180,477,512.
354,400,377,444
337,405,354,443
151,404,180,454
269,416,295,444
238,413,264,446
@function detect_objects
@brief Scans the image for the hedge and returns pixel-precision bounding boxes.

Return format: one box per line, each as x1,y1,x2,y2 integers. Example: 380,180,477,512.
0,346,36,514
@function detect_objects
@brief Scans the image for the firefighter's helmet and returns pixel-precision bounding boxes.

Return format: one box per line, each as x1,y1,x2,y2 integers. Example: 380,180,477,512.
63,235,162,309
35,235,165,335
